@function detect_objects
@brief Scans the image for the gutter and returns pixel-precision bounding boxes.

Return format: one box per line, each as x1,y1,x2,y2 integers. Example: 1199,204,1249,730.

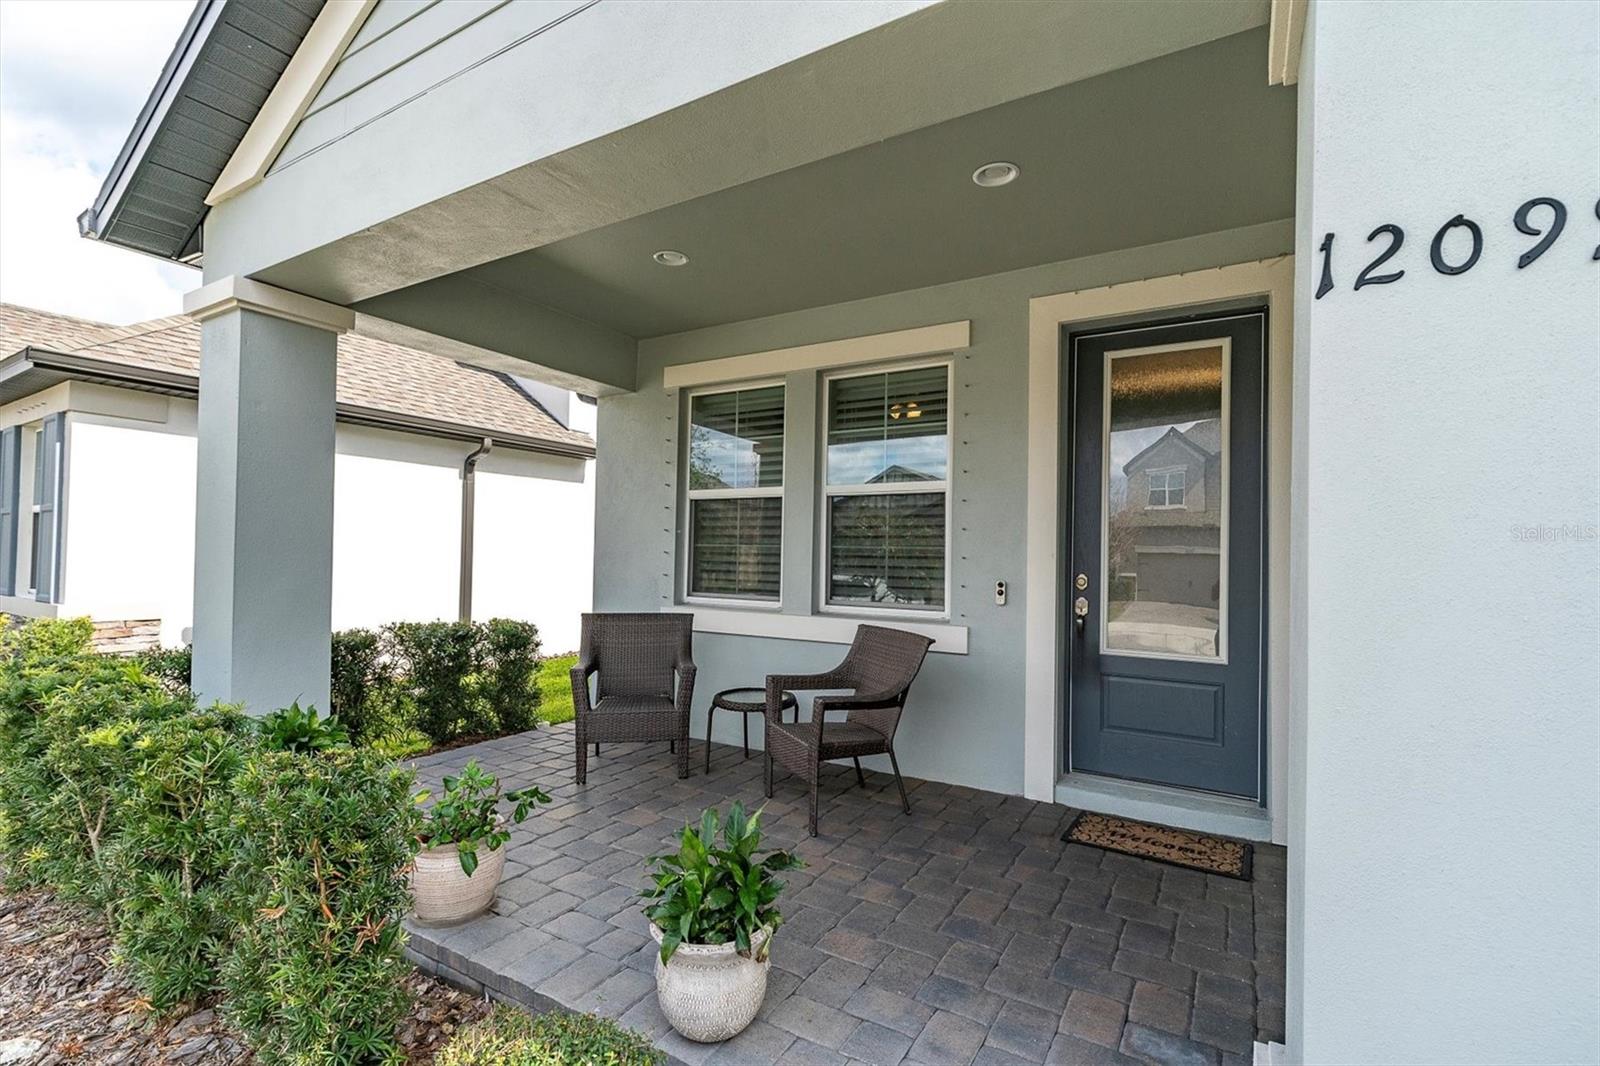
458,438,492,622
12,348,595,460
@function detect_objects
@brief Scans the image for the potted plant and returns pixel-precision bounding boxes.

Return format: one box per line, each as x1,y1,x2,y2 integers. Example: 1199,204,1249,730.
412,759,550,924
641,802,803,1042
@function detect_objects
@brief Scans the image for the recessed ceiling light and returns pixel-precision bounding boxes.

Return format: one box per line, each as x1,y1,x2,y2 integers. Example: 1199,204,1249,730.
972,161,1019,188
652,249,689,267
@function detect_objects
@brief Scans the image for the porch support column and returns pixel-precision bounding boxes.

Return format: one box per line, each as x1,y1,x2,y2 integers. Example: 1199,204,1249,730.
1289,2,1597,1062
184,277,354,715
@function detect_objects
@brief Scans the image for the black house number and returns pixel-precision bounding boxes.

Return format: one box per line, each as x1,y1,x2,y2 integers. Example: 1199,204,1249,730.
1314,196,1597,299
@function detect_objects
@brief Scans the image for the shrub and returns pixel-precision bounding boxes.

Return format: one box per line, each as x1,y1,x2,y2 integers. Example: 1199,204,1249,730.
0,614,94,663
437,1006,662,1066
0,651,188,900
135,644,193,694
642,802,803,964
104,703,253,1010
330,629,394,741
222,747,421,1064
387,620,540,745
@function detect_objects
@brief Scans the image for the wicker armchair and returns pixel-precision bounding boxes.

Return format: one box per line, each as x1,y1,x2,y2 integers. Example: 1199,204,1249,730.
571,613,695,784
763,625,934,835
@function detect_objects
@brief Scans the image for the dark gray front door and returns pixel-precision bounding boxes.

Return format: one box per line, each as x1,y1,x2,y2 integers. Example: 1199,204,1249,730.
1066,313,1265,799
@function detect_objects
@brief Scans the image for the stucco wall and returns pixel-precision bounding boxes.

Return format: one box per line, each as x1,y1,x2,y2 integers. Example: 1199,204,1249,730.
596,220,1293,796
56,397,594,656
1289,1,1599,1060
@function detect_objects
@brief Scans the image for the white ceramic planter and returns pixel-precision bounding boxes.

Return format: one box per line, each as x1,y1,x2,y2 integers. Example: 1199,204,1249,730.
411,840,506,925
649,924,771,1043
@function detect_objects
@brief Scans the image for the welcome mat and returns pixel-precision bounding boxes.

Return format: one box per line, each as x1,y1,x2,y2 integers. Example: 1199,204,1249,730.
1062,811,1253,880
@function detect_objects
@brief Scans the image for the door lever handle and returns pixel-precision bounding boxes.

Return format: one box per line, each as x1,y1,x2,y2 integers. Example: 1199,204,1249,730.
1073,596,1089,635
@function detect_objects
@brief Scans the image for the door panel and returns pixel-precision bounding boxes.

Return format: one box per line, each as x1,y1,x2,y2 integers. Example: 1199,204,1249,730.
1066,314,1265,799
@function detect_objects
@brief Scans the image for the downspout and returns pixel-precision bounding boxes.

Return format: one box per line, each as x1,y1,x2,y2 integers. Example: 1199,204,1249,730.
458,438,492,622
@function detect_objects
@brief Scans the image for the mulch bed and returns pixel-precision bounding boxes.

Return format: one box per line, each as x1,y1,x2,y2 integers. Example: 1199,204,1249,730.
0,889,491,1064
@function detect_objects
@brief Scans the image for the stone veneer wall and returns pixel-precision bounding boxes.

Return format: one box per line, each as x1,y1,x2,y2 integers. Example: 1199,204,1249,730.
91,619,162,656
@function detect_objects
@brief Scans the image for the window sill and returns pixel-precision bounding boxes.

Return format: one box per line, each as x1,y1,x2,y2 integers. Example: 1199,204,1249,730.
669,606,968,655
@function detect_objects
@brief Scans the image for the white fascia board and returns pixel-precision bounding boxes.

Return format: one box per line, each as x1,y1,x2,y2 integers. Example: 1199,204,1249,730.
206,0,378,207
662,321,970,389
184,276,355,333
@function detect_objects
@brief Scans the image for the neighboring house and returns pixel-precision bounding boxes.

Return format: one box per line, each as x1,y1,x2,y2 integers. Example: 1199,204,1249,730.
72,1,1598,1062
0,303,596,652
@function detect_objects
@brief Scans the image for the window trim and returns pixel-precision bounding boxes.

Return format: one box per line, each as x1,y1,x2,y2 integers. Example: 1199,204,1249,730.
1145,465,1187,510
682,378,787,609
818,357,954,620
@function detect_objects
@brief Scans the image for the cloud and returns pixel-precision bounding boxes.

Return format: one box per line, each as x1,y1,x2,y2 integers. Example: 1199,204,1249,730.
0,0,197,325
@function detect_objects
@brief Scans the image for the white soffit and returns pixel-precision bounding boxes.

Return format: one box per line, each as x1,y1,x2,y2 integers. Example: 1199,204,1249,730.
661,321,971,389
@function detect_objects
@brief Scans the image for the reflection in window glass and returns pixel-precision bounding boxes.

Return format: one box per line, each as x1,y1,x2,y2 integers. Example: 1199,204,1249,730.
1105,345,1225,658
690,496,782,600
826,367,948,485
689,386,784,490
828,492,946,608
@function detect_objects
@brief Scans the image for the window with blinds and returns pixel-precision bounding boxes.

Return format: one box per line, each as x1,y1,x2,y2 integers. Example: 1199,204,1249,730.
686,384,785,601
824,364,950,610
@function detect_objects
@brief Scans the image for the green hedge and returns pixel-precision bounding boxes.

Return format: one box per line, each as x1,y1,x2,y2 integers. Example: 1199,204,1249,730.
0,617,424,1063
136,619,544,750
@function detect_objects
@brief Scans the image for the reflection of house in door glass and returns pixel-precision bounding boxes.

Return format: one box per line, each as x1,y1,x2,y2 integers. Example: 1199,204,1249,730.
1106,345,1225,658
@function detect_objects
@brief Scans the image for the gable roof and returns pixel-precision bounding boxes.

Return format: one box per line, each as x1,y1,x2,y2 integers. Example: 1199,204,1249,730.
79,0,325,262
1121,419,1221,476
0,304,593,458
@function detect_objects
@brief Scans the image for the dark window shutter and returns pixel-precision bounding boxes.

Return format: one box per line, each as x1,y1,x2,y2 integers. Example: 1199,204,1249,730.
0,427,18,597
35,414,63,604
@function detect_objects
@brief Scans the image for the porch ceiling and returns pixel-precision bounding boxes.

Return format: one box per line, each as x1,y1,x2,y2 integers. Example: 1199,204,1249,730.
367,28,1293,342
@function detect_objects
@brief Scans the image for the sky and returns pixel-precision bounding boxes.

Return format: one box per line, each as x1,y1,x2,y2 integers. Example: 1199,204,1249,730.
0,0,197,326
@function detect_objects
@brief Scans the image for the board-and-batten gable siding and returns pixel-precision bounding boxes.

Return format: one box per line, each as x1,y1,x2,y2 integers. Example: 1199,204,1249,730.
270,0,594,175
0,427,19,597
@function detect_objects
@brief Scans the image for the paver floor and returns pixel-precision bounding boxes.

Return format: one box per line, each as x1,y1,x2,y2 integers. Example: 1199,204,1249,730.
404,722,1286,1066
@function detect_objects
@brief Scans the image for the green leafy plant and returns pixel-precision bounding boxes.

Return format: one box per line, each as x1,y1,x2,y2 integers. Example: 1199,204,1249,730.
104,703,253,1010
256,701,349,754
222,747,422,1064
641,802,803,964
134,644,192,694
0,614,95,663
387,620,541,744
416,759,550,876
437,1005,662,1066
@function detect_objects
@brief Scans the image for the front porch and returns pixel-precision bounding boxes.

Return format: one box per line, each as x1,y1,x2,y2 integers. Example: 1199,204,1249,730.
405,724,1285,1066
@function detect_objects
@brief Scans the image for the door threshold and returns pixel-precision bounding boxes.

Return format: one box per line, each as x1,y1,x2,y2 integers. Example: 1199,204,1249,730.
1056,772,1271,842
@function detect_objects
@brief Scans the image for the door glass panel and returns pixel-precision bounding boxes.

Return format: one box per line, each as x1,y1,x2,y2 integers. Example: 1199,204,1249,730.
1103,343,1227,659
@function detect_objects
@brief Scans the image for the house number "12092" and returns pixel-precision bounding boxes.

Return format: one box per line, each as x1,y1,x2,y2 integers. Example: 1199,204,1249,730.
1314,196,1599,299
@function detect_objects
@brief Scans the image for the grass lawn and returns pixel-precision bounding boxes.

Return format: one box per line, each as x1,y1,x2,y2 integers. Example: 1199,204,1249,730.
537,653,577,724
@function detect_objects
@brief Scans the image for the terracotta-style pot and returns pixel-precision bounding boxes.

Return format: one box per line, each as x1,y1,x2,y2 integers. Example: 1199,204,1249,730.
410,840,506,925
649,923,770,1042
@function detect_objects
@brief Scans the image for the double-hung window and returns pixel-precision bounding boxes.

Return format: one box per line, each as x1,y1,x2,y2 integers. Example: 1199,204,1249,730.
823,363,950,612
685,384,785,602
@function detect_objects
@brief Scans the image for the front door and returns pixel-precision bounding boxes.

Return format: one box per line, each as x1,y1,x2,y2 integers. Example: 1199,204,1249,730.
1066,313,1265,799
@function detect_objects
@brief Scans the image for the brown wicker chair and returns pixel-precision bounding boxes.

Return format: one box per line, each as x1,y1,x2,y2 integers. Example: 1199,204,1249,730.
571,613,695,784
763,625,934,836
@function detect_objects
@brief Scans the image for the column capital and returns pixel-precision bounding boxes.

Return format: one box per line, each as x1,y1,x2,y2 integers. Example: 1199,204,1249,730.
184,276,355,334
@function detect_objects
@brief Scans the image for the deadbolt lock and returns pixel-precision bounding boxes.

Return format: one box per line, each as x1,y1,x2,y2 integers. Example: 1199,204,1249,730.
1074,573,1089,591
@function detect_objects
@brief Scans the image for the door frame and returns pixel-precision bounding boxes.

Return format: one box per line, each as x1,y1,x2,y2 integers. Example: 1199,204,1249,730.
1023,257,1294,844
1064,312,1267,797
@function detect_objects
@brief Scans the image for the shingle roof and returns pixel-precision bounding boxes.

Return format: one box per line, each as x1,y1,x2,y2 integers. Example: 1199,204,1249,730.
0,303,593,457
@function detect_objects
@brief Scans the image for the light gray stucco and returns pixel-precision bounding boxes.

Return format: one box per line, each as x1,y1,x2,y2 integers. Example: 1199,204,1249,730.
596,219,1293,795
192,308,336,716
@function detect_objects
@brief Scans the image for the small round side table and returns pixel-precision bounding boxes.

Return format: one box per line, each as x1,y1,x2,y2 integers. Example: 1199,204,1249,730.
706,687,797,773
